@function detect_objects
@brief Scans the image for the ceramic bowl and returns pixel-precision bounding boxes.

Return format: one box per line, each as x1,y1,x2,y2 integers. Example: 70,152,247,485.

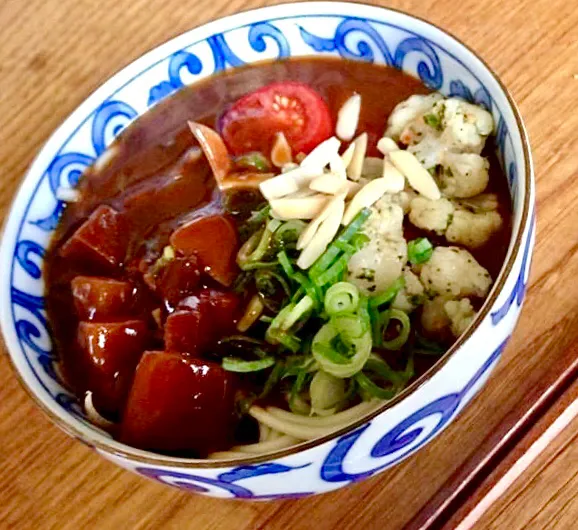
0,1,535,499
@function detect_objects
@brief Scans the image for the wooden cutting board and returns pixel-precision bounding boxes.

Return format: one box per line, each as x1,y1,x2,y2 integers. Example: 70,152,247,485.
0,0,577,528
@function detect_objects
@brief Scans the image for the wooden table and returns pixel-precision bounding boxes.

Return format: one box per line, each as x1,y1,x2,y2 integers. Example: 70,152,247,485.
1,0,577,528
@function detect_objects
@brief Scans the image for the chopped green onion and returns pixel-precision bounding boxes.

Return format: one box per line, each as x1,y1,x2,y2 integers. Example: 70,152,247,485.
255,269,291,308
222,356,275,372
408,237,433,265
365,354,405,387
350,233,370,250
371,310,390,348
277,250,295,278
412,333,446,356
274,220,307,249
260,361,284,398
290,368,310,409
310,370,346,413
355,372,398,400
309,208,372,278
381,309,411,350
331,314,368,338
266,305,301,352
281,296,314,330
312,319,372,378
355,354,409,400
314,253,350,287
334,241,357,255
246,204,271,226
369,276,405,309
293,272,322,310
324,282,360,316
240,260,279,270
234,152,271,172
237,219,282,270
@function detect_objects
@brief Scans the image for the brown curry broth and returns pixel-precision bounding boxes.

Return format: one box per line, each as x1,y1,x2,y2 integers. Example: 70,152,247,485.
44,57,511,416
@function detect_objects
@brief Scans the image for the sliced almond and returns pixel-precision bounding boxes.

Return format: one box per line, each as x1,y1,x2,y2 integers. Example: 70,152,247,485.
382,161,405,193
347,133,368,181
271,132,293,168
300,136,340,170
297,193,346,250
329,152,347,181
259,165,320,200
341,143,356,169
336,94,361,141
377,137,400,155
297,198,345,269
310,172,345,194
270,195,329,220
342,177,391,225
389,150,441,200
341,180,362,199
290,188,318,199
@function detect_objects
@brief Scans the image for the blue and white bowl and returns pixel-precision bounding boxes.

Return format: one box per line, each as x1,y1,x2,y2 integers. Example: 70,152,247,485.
0,2,535,499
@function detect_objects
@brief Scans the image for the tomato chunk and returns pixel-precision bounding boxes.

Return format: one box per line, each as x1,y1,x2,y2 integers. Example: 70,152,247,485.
77,319,149,416
170,215,238,286
198,288,240,335
120,352,238,454
165,288,240,355
152,256,201,308
164,309,206,355
220,81,333,156
71,276,134,320
60,205,128,269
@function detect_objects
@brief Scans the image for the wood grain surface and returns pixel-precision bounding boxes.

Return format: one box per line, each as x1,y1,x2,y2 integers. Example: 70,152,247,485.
0,0,577,529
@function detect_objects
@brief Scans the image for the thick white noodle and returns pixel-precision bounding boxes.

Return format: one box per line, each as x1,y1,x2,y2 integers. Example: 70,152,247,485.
231,434,300,454
259,423,271,443
207,451,247,460
84,391,114,429
265,399,382,428
249,400,381,441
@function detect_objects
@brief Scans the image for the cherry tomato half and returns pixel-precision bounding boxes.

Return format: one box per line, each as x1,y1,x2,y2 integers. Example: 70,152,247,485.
220,82,333,156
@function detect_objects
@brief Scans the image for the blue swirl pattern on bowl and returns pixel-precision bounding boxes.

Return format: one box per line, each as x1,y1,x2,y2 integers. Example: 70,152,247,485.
3,7,534,499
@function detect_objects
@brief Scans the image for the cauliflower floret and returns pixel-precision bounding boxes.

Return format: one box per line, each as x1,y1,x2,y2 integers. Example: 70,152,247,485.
446,209,503,248
439,152,489,198
409,196,455,235
407,136,446,172
420,246,492,298
386,189,417,214
455,193,499,213
421,296,451,335
444,298,476,336
348,238,407,295
441,98,494,154
386,94,443,141
347,199,407,295
393,268,425,312
421,296,476,337
364,200,405,238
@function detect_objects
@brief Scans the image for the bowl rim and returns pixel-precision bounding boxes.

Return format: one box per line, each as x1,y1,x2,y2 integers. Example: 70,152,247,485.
2,0,533,469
